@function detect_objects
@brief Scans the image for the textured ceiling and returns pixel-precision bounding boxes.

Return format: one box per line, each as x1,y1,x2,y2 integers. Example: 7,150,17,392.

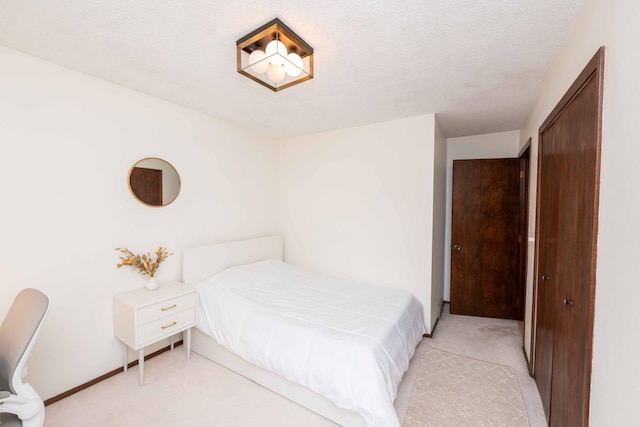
0,0,585,139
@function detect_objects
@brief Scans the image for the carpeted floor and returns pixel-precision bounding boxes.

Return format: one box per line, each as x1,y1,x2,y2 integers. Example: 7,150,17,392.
403,346,529,427
45,305,546,426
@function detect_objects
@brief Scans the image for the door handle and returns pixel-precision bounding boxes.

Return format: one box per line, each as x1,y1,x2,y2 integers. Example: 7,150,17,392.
563,298,573,306
542,275,550,281
453,245,461,251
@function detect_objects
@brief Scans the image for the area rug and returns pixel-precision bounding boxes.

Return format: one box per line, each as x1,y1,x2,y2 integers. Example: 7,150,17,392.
402,346,530,427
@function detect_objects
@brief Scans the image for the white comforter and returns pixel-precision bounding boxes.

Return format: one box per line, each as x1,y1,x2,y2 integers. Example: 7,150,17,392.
195,260,425,427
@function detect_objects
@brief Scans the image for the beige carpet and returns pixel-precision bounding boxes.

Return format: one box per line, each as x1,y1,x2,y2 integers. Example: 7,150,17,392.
46,304,546,426
403,346,530,427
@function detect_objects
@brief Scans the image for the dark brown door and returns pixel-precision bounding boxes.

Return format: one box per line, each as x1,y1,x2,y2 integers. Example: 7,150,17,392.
517,145,531,323
130,167,163,206
450,158,521,320
533,47,603,427
534,123,562,419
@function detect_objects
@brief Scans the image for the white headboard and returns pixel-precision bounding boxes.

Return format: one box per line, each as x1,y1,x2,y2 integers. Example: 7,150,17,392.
182,235,283,285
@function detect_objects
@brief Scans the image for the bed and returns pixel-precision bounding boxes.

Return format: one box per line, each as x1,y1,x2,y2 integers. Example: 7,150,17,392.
182,235,425,427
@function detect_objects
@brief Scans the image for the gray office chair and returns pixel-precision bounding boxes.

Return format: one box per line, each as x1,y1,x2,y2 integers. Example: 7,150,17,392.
0,289,50,427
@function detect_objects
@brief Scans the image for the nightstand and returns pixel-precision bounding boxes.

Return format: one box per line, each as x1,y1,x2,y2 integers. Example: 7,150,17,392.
113,281,197,385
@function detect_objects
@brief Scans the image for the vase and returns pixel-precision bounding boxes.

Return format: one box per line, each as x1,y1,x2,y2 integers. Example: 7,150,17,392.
145,277,160,291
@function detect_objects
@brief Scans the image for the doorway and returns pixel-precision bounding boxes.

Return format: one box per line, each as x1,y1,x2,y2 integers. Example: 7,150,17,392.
517,142,531,321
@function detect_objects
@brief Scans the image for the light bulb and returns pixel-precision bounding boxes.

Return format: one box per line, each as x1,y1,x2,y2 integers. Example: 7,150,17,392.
284,53,303,76
248,49,268,74
265,40,287,66
266,64,286,83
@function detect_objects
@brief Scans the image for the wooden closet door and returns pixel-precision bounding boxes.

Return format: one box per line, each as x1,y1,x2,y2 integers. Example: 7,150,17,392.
548,65,600,427
533,47,603,427
534,122,561,419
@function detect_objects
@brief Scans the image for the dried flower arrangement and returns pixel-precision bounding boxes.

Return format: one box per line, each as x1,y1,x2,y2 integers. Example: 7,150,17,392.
115,247,173,278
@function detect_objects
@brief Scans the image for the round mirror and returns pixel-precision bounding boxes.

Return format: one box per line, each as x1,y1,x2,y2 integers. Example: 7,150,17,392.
128,158,181,207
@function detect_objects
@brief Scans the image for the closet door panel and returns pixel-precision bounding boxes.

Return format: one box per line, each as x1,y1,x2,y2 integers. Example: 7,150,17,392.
548,71,600,427
534,120,561,419
534,48,603,427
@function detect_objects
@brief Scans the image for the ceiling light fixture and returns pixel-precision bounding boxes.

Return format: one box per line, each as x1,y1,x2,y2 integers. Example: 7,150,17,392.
237,18,314,92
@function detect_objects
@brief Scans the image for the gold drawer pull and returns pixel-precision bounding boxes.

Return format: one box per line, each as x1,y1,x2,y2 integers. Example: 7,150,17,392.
161,321,177,330
161,304,177,311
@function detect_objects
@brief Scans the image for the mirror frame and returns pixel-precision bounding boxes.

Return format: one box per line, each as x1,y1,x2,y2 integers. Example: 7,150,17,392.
127,157,181,208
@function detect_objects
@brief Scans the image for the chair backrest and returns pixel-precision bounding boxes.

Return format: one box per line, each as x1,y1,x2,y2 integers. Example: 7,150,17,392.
0,289,50,394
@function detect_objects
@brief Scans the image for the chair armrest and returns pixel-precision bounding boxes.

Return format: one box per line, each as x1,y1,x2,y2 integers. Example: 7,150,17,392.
0,393,40,420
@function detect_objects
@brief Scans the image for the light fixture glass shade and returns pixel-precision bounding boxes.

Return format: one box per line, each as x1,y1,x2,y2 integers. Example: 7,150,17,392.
236,18,314,91
284,53,303,76
265,40,287,65
248,49,269,74
266,64,286,83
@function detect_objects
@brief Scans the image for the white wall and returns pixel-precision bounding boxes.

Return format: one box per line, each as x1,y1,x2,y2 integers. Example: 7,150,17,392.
279,114,442,332
519,0,640,423
0,46,280,400
430,119,447,327
443,131,521,300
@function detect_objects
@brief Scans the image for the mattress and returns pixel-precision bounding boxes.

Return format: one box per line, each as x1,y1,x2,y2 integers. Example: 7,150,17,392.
195,259,425,427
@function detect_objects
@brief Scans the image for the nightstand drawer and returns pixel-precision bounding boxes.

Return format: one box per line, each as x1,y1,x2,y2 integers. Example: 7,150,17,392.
138,307,196,346
137,293,196,325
